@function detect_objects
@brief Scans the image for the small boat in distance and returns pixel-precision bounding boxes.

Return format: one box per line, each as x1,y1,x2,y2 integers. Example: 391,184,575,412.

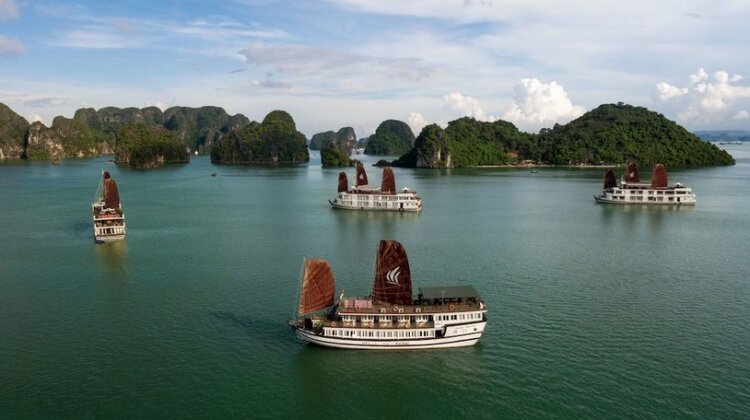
329,163,422,212
594,162,696,205
92,171,126,242
289,240,487,350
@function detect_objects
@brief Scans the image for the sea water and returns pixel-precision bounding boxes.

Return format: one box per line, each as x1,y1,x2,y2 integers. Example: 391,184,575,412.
1,148,749,418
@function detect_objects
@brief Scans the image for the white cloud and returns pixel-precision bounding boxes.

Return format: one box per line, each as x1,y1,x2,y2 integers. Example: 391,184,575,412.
238,43,430,94
443,92,496,121
27,113,44,124
655,82,688,100
0,0,19,20
732,110,749,120
0,90,67,107
407,112,428,134
0,34,23,56
655,68,750,127
55,26,143,49
502,78,585,131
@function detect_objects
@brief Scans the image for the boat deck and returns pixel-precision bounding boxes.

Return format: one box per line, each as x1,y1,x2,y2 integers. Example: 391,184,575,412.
337,301,483,315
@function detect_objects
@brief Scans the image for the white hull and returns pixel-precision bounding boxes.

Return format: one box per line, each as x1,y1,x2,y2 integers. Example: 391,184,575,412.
94,234,126,242
292,321,486,350
329,200,422,212
330,190,422,212
595,183,696,205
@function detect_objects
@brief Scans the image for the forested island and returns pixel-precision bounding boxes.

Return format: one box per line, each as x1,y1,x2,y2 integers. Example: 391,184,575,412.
210,110,308,164
115,124,189,169
0,102,735,168
395,103,734,168
309,127,357,167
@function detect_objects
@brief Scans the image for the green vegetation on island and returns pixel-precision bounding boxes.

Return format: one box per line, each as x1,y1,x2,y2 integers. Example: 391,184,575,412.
396,103,734,168
533,103,734,166
210,110,309,164
0,102,249,161
364,120,415,155
0,103,30,159
115,123,189,169
313,127,357,167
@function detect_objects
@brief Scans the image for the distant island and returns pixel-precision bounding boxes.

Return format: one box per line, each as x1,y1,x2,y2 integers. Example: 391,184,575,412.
210,110,309,164
694,130,750,142
395,103,734,168
0,101,736,168
310,127,357,167
363,120,415,155
115,124,189,169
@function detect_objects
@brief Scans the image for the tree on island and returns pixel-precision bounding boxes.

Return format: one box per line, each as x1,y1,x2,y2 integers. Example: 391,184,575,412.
364,120,415,155
210,110,309,164
115,123,189,169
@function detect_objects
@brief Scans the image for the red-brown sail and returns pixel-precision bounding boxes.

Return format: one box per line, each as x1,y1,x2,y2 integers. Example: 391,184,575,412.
298,258,335,316
624,162,640,183
603,170,617,189
103,171,120,209
338,172,348,193
371,240,413,305
381,167,396,194
355,162,368,187
651,163,668,188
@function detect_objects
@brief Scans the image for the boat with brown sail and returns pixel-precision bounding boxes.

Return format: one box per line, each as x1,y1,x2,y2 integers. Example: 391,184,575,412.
289,240,487,350
92,171,126,242
328,163,422,212
594,162,696,205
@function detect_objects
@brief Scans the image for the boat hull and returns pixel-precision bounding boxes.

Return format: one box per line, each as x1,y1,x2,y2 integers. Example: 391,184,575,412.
329,200,422,212
94,234,126,242
292,321,486,350
594,195,696,205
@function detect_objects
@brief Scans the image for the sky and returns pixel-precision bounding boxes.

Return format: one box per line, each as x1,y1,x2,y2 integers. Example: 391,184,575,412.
1,0,749,138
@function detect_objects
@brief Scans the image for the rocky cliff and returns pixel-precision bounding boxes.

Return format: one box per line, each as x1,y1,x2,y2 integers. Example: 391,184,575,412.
0,103,29,159
0,102,250,161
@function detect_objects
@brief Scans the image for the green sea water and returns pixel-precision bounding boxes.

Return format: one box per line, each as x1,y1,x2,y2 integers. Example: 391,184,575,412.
1,148,749,418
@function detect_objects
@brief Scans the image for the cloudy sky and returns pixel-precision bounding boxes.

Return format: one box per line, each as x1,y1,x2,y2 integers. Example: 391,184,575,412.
1,0,749,138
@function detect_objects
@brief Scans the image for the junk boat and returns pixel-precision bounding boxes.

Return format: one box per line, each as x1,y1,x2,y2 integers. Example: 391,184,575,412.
92,171,126,242
289,240,487,350
329,163,422,212
594,162,696,205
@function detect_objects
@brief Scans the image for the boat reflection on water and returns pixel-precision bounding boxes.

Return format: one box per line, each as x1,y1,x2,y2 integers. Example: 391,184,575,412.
94,239,128,279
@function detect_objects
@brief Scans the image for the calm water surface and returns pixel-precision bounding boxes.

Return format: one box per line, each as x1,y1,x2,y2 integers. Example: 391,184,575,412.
1,148,749,418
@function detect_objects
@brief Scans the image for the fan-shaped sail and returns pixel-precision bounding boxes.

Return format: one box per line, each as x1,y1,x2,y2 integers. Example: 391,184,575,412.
372,240,412,305
381,167,396,193
338,172,348,193
298,258,335,316
103,171,120,209
651,163,668,188
603,170,617,189
624,162,640,183
355,162,368,187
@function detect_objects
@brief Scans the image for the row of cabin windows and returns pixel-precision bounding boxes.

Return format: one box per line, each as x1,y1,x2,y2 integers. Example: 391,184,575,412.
619,190,688,195
436,313,482,321
341,313,482,323
328,329,435,338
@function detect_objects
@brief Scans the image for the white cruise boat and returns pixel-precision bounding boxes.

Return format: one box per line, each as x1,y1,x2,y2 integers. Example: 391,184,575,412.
594,163,696,205
329,164,422,212
289,240,487,350
92,171,126,242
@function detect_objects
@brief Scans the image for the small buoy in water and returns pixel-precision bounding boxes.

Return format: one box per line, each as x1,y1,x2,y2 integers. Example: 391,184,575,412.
194,151,199,155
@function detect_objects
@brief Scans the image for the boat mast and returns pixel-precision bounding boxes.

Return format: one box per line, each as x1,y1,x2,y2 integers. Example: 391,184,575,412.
292,257,305,320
